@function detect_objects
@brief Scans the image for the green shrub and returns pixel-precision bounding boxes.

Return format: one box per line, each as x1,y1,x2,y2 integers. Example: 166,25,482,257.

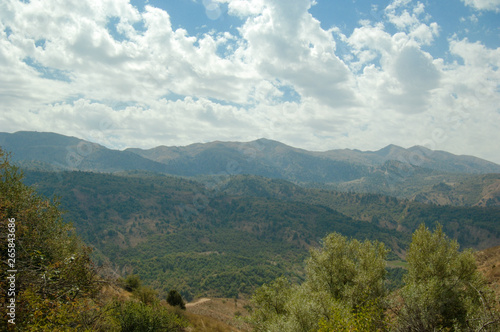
113,300,187,332
166,290,186,310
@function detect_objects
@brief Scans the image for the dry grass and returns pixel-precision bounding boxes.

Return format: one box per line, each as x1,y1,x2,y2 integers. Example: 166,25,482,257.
475,245,500,298
185,297,252,332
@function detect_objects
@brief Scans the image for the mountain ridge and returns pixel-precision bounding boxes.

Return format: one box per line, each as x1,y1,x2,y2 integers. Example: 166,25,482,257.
2,131,500,200
2,131,499,172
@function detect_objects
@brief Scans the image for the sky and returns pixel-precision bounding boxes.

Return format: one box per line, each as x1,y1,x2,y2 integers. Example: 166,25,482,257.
0,0,499,163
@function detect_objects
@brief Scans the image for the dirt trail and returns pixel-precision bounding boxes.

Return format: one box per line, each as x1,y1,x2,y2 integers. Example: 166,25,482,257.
186,297,211,308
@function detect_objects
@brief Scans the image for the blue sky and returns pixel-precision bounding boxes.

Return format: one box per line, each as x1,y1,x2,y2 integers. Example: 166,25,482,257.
0,0,499,163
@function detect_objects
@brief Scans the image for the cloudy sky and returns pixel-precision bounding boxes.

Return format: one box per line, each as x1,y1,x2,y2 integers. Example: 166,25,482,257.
0,0,499,163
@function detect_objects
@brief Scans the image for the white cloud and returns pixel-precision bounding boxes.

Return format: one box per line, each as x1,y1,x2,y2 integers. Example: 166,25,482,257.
224,0,359,107
0,0,499,164
462,0,500,12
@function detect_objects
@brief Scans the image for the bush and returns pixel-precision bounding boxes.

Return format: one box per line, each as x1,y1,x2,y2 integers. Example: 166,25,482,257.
249,233,388,332
122,274,142,292
395,224,500,331
0,148,105,330
113,300,187,332
166,290,186,310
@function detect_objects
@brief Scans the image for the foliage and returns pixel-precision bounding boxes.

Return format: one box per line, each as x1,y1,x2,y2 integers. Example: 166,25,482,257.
0,148,105,330
111,300,187,332
166,290,186,310
18,169,500,300
306,232,388,308
249,233,389,332
395,224,500,331
0,148,189,331
250,225,500,331
250,276,292,331
133,286,159,306
318,300,389,332
122,274,142,292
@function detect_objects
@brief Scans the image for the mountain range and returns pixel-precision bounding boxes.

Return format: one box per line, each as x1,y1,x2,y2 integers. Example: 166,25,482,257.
2,131,500,204
2,131,500,175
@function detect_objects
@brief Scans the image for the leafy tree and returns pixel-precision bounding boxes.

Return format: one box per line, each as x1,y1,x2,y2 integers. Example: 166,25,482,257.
250,276,292,331
0,148,190,330
122,274,142,292
134,286,159,305
306,232,388,309
0,148,107,330
318,299,389,332
395,224,500,331
166,290,186,310
249,232,389,331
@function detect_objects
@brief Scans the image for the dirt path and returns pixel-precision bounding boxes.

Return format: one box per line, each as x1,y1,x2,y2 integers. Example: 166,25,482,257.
186,297,211,308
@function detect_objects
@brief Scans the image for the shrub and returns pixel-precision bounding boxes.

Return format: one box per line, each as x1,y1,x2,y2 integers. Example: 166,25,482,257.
166,290,186,310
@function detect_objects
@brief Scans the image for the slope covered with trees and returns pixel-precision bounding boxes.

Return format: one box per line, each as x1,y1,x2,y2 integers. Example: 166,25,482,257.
19,170,500,301
0,148,189,331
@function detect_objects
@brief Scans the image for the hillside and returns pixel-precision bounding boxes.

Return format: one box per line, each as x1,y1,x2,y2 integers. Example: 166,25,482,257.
21,170,500,301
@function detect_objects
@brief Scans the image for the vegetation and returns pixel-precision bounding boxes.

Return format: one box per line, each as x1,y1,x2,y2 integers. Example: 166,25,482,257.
0,148,188,331
395,224,500,331
18,170,500,300
249,233,389,331
2,142,500,330
166,290,186,310
1,149,104,330
249,226,500,331
21,170,412,299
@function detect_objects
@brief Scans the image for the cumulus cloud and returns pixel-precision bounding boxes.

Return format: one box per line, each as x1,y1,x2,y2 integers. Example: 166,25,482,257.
0,0,499,163
347,2,442,114
462,0,500,12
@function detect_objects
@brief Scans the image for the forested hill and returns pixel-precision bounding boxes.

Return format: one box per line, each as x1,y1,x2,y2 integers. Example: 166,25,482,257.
22,170,500,300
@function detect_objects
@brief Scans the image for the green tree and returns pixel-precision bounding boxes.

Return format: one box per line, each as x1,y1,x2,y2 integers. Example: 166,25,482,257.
122,274,142,292
306,232,388,309
166,290,186,310
249,232,389,331
395,224,500,331
249,276,292,331
0,148,105,330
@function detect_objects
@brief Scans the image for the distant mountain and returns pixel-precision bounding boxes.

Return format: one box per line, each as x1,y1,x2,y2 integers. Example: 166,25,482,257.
2,131,500,201
127,138,369,182
321,144,500,174
0,131,168,173
128,138,500,175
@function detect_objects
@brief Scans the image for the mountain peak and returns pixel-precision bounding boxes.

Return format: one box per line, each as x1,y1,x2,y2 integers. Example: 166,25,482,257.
374,144,406,157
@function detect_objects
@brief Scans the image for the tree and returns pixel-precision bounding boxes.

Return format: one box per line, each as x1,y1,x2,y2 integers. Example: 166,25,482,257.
0,148,105,330
395,224,500,331
249,232,389,331
306,232,388,309
166,290,186,310
250,276,292,331
0,148,190,331
123,274,142,292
